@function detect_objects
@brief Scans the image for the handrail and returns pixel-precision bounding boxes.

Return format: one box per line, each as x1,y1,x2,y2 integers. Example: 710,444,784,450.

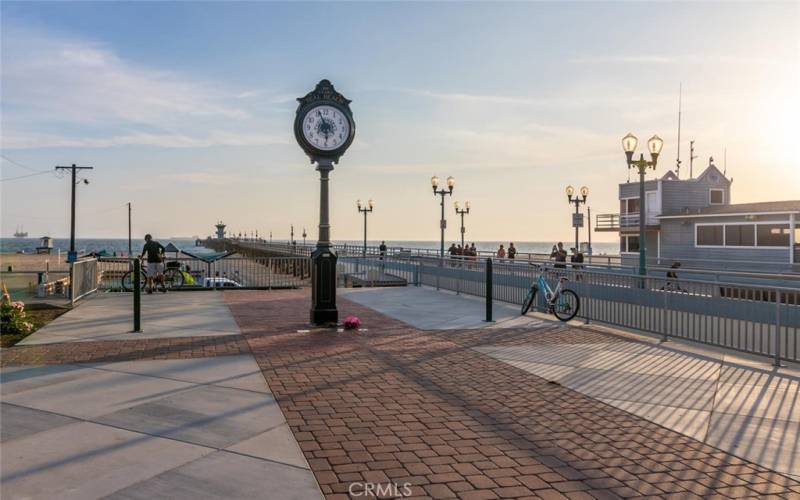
211,239,799,279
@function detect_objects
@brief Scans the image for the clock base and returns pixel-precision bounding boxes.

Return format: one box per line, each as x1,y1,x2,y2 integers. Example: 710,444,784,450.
310,246,338,326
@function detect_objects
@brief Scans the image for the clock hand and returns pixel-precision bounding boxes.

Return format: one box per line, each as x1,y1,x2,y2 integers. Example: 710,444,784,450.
317,110,331,139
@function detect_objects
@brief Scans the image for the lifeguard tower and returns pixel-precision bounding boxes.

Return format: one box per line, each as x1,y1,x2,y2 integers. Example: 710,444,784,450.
36,236,53,255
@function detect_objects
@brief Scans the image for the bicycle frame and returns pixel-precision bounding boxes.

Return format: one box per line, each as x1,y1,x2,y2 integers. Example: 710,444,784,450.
536,272,563,302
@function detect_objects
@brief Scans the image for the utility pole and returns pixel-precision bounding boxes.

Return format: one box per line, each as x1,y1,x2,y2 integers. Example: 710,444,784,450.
127,202,132,257
55,164,93,263
689,140,697,179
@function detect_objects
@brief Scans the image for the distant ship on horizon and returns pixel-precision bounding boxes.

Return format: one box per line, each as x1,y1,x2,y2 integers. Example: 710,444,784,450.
13,226,28,238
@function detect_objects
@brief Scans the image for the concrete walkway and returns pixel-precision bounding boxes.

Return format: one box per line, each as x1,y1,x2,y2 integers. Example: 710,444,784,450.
1,356,321,500
341,286,547,330
19,291,240,344
1,290,322,500
344,286,800,479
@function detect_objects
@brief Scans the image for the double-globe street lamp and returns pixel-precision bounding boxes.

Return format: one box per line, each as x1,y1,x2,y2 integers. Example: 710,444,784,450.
431,175,455,257
566,185,588,252
357,199,374,256
622,133,664,276
454,201,470,248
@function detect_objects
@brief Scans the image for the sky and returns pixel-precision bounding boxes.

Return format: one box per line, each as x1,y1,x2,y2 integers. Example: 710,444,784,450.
1,1,798,243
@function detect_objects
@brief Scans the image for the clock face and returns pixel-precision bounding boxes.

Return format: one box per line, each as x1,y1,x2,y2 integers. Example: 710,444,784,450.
302,105,350,151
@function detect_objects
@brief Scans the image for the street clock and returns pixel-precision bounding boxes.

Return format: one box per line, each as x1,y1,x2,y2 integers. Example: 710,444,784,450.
294,79,356,164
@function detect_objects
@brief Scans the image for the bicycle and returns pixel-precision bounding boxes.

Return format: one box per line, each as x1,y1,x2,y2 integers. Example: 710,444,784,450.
121,259,183,292
520,265,580,322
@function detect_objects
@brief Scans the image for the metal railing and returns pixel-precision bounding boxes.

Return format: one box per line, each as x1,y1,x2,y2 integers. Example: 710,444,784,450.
596,212,659,229
98,256,311,290
342,255,800,363
213,239,800,283
71,257,99,304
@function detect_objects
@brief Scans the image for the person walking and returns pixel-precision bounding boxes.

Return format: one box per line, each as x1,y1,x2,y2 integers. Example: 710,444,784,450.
570,247,585,280
496,244,506,259
140,234,166,294
662,261,683,291
379,241,387,260
507,243,516,260
551,242,567,269
448,243,458,258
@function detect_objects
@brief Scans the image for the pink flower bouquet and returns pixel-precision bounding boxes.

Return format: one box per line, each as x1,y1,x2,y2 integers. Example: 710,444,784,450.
343,315,361,330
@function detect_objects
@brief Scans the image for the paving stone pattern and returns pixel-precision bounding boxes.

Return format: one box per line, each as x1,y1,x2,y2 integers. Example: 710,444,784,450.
0,335,250,367
226,290,800,500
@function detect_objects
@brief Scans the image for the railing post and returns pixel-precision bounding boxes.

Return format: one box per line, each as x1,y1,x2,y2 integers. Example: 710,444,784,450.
485,258,493,322
661,280,669,342
774,289,782,367
584,272,591,325
133,258,141,332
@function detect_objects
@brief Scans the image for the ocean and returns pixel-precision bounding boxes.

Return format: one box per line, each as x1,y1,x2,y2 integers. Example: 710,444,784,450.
1,238,619,256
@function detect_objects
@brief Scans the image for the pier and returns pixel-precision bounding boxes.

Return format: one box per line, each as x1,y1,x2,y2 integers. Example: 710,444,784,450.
3,241,800,499
2,284,799,499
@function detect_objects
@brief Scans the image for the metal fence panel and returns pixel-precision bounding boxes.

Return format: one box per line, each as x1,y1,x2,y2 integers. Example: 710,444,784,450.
71,258,99,304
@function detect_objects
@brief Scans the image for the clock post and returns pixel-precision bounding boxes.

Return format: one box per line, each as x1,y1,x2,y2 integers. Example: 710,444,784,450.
294,79,356,326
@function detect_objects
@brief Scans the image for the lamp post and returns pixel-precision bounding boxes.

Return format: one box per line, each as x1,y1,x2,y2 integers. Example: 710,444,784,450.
454,201,470,248
431,175,455,257
566,185,588,252
357,199,374,256
621,133,664,276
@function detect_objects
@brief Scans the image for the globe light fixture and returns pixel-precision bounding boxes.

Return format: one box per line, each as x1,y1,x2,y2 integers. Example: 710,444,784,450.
620,132,664,275
648,134,664,162
357,198,374,257
454,200,471,248
566,184,589,251
431,175,456,256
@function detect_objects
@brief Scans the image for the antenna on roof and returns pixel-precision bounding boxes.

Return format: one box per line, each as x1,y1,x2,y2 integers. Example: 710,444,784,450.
675,83,682,178
723,147,727,176
689,140,698,179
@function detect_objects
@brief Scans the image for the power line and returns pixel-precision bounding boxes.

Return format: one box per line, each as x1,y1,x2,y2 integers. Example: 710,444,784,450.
0,170,54,182
0,154,48,173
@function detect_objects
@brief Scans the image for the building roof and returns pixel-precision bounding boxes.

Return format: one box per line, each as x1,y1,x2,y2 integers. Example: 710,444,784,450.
660,200,800,218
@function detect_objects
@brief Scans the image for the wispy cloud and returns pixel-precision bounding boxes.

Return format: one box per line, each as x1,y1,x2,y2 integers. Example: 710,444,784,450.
159,172,241,186
2,131,291,149
568,54,788,67
568,55,676,65
1,24,288,149
389,86,674,110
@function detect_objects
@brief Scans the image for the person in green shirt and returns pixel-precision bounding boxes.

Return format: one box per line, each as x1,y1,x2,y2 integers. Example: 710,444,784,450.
140,234,166,294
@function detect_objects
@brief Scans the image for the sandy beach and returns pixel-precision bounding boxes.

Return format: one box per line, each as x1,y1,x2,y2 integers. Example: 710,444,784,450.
1,253,70,272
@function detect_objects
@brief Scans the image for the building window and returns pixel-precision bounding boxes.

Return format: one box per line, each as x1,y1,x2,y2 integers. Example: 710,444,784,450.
697,225,724,246
621,198,639,214
620,235,640,252
725,225,755,246
709,189,724,205
757,224,790,247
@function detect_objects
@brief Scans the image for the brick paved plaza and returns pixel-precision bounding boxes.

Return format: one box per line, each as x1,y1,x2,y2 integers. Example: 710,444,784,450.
2,289,799,499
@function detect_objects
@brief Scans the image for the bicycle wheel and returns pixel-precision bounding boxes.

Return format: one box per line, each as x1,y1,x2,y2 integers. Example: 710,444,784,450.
163,268,184,289
521,286,537,315
553,289,580,322
121,270,146,292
